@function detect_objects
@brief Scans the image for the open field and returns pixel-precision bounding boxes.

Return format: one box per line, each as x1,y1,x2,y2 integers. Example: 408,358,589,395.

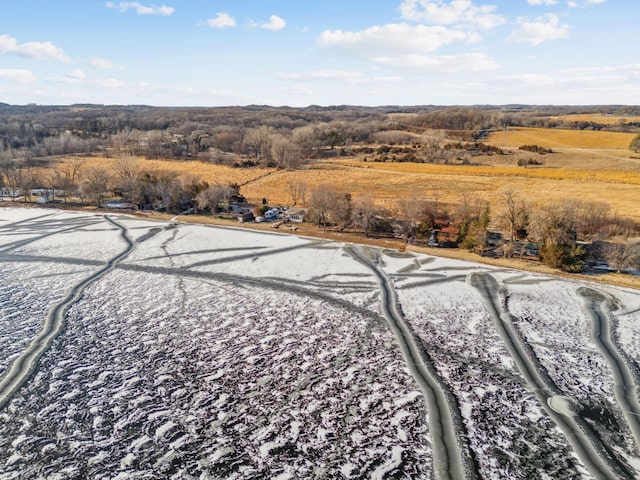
49,146,640,222
241,159,640,221
485,127,637,149
56,156,277,188
553,114,639,125
1,208,640,478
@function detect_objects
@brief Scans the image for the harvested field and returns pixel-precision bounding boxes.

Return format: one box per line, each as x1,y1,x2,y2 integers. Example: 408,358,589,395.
553,114,639,125
241,160,640,221
56,156,276,187
485,127,636,149
49,151,640,222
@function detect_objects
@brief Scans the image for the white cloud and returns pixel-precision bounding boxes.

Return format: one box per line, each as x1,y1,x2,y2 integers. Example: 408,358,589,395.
98,78,126,89
499,71,623,90
355,76,403,85
48,70,126,90
278,70,363,81
285,84,314,96
261,15,286,31
67,69,87,80
317,23,469,57
89,57,122,69
0,34,70,62
527,0,557,5
373,52,500,71
206,12,237,29
278,70,402,89
105,2,174,16
399,0,506,29
0,69,36,84
506,14,570,45
567,0,605,6
563,63,640,75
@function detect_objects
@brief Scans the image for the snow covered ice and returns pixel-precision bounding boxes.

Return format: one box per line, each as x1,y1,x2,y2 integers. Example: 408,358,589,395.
1,207,640,479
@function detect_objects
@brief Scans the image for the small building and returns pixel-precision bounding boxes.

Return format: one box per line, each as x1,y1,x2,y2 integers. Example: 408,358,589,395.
286,208,307,223
0,189,21,200
237,211,255,223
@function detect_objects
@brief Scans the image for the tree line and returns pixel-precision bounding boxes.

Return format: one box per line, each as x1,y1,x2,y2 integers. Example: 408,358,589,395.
303,186,640,273
2,104,640,166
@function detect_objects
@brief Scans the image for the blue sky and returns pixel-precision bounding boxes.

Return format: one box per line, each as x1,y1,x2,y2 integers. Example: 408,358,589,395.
0,0,637,106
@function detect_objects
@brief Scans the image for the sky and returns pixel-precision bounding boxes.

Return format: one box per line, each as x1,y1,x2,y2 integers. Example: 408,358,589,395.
0,0,637,107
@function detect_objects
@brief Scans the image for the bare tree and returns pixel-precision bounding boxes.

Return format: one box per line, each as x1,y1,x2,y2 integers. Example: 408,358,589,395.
145,130,169,159
352,195,378,237
179,174,208,213
0,152,23,198
113,156,141,205
19,168,38,203
111,129,143,156
421,129,446,159
196,184,235,213
572,200,610,238
271,134,302,169
287,178,307,206
292,125,320,158
243,126,274,163
307,185,350,227
81,167,111,206
601,241,640,273
497,189,530,257
395,195,429,241
54,157,85,201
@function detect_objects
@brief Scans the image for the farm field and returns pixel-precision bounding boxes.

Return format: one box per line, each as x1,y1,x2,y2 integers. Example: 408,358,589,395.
484,126,636,150
49,119,639,222
53,142,640,223
1,207,640,478
553,114,639,125
241,159,640,221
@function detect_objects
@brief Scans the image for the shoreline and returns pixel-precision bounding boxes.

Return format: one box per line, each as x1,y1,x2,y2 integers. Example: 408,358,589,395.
3,202,639,291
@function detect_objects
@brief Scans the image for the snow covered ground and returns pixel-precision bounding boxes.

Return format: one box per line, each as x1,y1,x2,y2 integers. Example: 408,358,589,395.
1,207,640,479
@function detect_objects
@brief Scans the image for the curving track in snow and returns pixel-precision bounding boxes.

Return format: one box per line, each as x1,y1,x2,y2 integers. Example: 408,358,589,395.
470,272,633,480
578,287,640,451
0,216,135,410
346,245,478,480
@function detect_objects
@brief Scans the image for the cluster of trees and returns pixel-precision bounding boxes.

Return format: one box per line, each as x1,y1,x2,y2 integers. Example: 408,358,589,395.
304,186,640,273
3,104,640,171
0,104,391,167
0,151,243,215
79,156,243,214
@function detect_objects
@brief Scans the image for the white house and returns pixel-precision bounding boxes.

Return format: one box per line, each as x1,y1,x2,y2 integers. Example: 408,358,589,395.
0,189,21,200
286,208,307,223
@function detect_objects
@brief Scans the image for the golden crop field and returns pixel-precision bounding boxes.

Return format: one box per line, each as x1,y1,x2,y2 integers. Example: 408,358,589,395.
552,114,637,125
485,127,636,149
53,137,640,223
56,156,276,186
241,159,640,221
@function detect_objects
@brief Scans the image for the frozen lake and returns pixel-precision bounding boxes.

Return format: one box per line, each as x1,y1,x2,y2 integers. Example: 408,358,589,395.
1,207,640,479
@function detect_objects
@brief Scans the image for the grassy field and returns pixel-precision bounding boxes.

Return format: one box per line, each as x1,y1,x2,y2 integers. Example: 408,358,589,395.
552,113,638,125
56,156,277,187
485,127,636,149
50,124,640,223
